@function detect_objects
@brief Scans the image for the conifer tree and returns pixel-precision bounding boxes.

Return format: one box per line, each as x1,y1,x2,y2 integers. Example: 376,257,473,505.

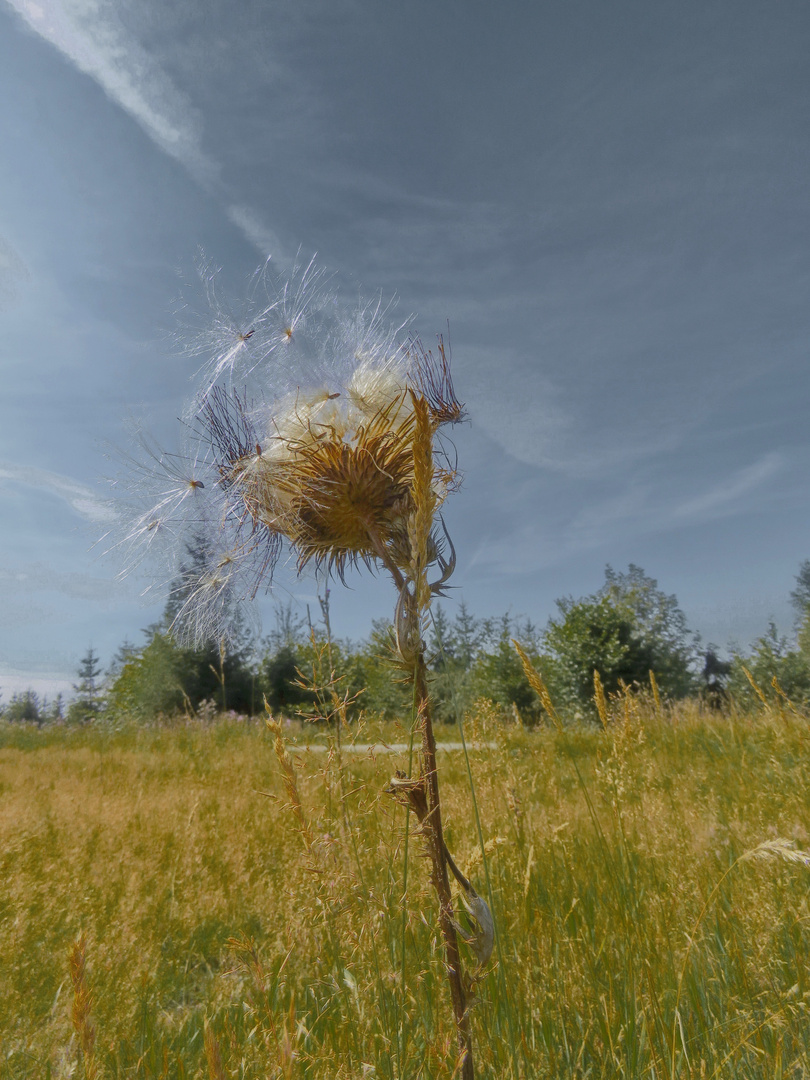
69,648,103,723
4,689,42,724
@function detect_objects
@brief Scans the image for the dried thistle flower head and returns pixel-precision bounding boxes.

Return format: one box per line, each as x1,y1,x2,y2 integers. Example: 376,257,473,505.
112,258,464,643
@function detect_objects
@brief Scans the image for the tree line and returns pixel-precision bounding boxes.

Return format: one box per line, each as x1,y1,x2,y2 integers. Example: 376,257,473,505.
5,560,810,726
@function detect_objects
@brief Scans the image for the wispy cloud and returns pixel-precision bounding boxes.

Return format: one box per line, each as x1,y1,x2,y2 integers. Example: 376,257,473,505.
2,1,329,265
459,334,714,480
7,0,217,183
3,0,295,261
0,460,115,523
671,452,784,521
461,344,574,471
226,205,288,263
472,452,787,576
0,561,117,602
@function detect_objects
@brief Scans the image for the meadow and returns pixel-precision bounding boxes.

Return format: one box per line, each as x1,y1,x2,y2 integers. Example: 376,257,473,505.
2,695,810,1079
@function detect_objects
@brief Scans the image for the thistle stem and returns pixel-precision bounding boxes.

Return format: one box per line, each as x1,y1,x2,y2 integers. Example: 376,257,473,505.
414,656,474,1079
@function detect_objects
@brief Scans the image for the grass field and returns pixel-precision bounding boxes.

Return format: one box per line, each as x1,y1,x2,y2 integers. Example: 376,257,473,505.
2,697,810,1078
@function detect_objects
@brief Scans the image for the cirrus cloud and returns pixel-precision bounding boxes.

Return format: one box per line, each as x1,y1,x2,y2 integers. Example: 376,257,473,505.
0,460,115,523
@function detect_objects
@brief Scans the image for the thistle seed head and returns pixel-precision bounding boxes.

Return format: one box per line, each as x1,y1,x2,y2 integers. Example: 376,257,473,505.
112,259,463,644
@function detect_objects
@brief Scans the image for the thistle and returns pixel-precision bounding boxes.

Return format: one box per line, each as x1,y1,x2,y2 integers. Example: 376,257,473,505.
113,257,484,1076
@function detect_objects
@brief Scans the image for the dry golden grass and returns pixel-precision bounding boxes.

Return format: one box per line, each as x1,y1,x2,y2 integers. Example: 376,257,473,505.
2,702,810,1078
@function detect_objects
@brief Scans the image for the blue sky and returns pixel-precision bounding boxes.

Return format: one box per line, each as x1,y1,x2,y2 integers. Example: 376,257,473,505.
1,0,809,701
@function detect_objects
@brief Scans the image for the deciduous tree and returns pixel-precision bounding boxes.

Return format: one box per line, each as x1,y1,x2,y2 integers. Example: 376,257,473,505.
544,565,695,713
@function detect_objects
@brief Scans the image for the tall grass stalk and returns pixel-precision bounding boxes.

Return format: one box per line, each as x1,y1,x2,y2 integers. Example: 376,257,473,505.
670,836,810,1079
395,673,420,1080
457,713,522,1076
310,643,400,1077
425,611,519,1073
513,643,810,1077
68,932,97,1080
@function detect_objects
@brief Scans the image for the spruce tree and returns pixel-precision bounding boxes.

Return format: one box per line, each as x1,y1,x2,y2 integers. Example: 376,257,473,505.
4,690,42,724
69,647,103,723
